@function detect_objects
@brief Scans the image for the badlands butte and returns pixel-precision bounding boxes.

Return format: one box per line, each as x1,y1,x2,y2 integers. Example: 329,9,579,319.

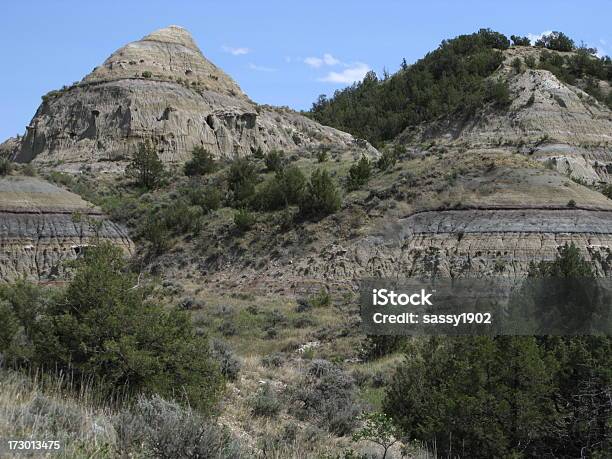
1,26,612,287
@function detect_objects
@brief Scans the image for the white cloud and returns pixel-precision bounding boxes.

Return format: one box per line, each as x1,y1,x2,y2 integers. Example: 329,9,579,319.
527,30,553,45
318,63,371,84
248,63,276,72
304,53,340,68
323,53,340,66
304,56,324,68
222,45,249,56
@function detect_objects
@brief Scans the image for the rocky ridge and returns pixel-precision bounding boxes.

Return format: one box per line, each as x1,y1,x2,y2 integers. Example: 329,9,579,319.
400,46,612,184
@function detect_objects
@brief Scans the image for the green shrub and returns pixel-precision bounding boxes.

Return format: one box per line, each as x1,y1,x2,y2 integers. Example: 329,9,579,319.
254,165,306,211
535,31,575,52
347,155,372,191
602,184,612,200
2,243,224,413
264,149,285,172
288,360,360,435
309,288,331,308
0,300,20,354
511,35,531,46
218,320,237,337
385,337,554,458
511,57,522,73
139,199,204,249
210,339,241,382
250,383,281,417
376,147,400,171
180,183,222,212
485,78,511,108
234,208,255,232
262,352,284,368
227,158,258,205
362,335,407,360
299,169,342,219
165,201,204,234
142,71,152,78
567,199,576,207
183,146,217,176
0,158,12,176
524,55,536,68
316,149,329,163
140,217,171,255
352,412,400,459
47,171,74,186
125,140,165,189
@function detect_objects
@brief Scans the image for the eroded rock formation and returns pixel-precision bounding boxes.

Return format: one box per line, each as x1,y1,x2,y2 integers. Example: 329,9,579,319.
400,47,612,184
14,26,373,170
0,176,133,281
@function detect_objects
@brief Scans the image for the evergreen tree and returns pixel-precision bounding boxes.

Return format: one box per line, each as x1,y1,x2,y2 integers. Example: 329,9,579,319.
527,244,611,456
346,155,372,191
385,245,611,457
299,169,342,219
184,146,217,176
1,243,224,413
264,150,285,172
511,35,531,46
126,140,165,189
227,158,258,205
384,336,554,458
309,29,509,145
535,31,575,52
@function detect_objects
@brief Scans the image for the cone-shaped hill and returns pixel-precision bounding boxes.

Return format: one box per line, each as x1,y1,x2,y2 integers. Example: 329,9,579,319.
13,26,374,170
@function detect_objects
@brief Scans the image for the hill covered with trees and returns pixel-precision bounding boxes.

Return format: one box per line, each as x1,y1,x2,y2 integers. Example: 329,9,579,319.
309,29,612,146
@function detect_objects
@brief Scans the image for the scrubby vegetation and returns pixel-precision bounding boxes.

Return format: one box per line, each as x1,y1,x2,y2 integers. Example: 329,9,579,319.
254,165,306,211
310,29,510,145
299,169,342,218
227,157,259,205
126,140,165,189
0,158,12,175
534,31,575,52
537,48,612,108
0,369,242,457
384,244,612,458
288,360,361,436
0,243,224,413
310,29,612,144
511,35,531,46
264,149,285,172
183,146,217,176
234,207,255,232
346,155,372,191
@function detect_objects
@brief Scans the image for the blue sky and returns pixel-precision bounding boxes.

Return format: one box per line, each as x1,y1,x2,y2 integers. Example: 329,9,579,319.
1,0,611,141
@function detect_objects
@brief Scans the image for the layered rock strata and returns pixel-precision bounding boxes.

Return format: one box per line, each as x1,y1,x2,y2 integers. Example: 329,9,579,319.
0,176,133,281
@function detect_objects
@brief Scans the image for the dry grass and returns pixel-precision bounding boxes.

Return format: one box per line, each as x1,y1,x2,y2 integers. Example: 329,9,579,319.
0,369,117,458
